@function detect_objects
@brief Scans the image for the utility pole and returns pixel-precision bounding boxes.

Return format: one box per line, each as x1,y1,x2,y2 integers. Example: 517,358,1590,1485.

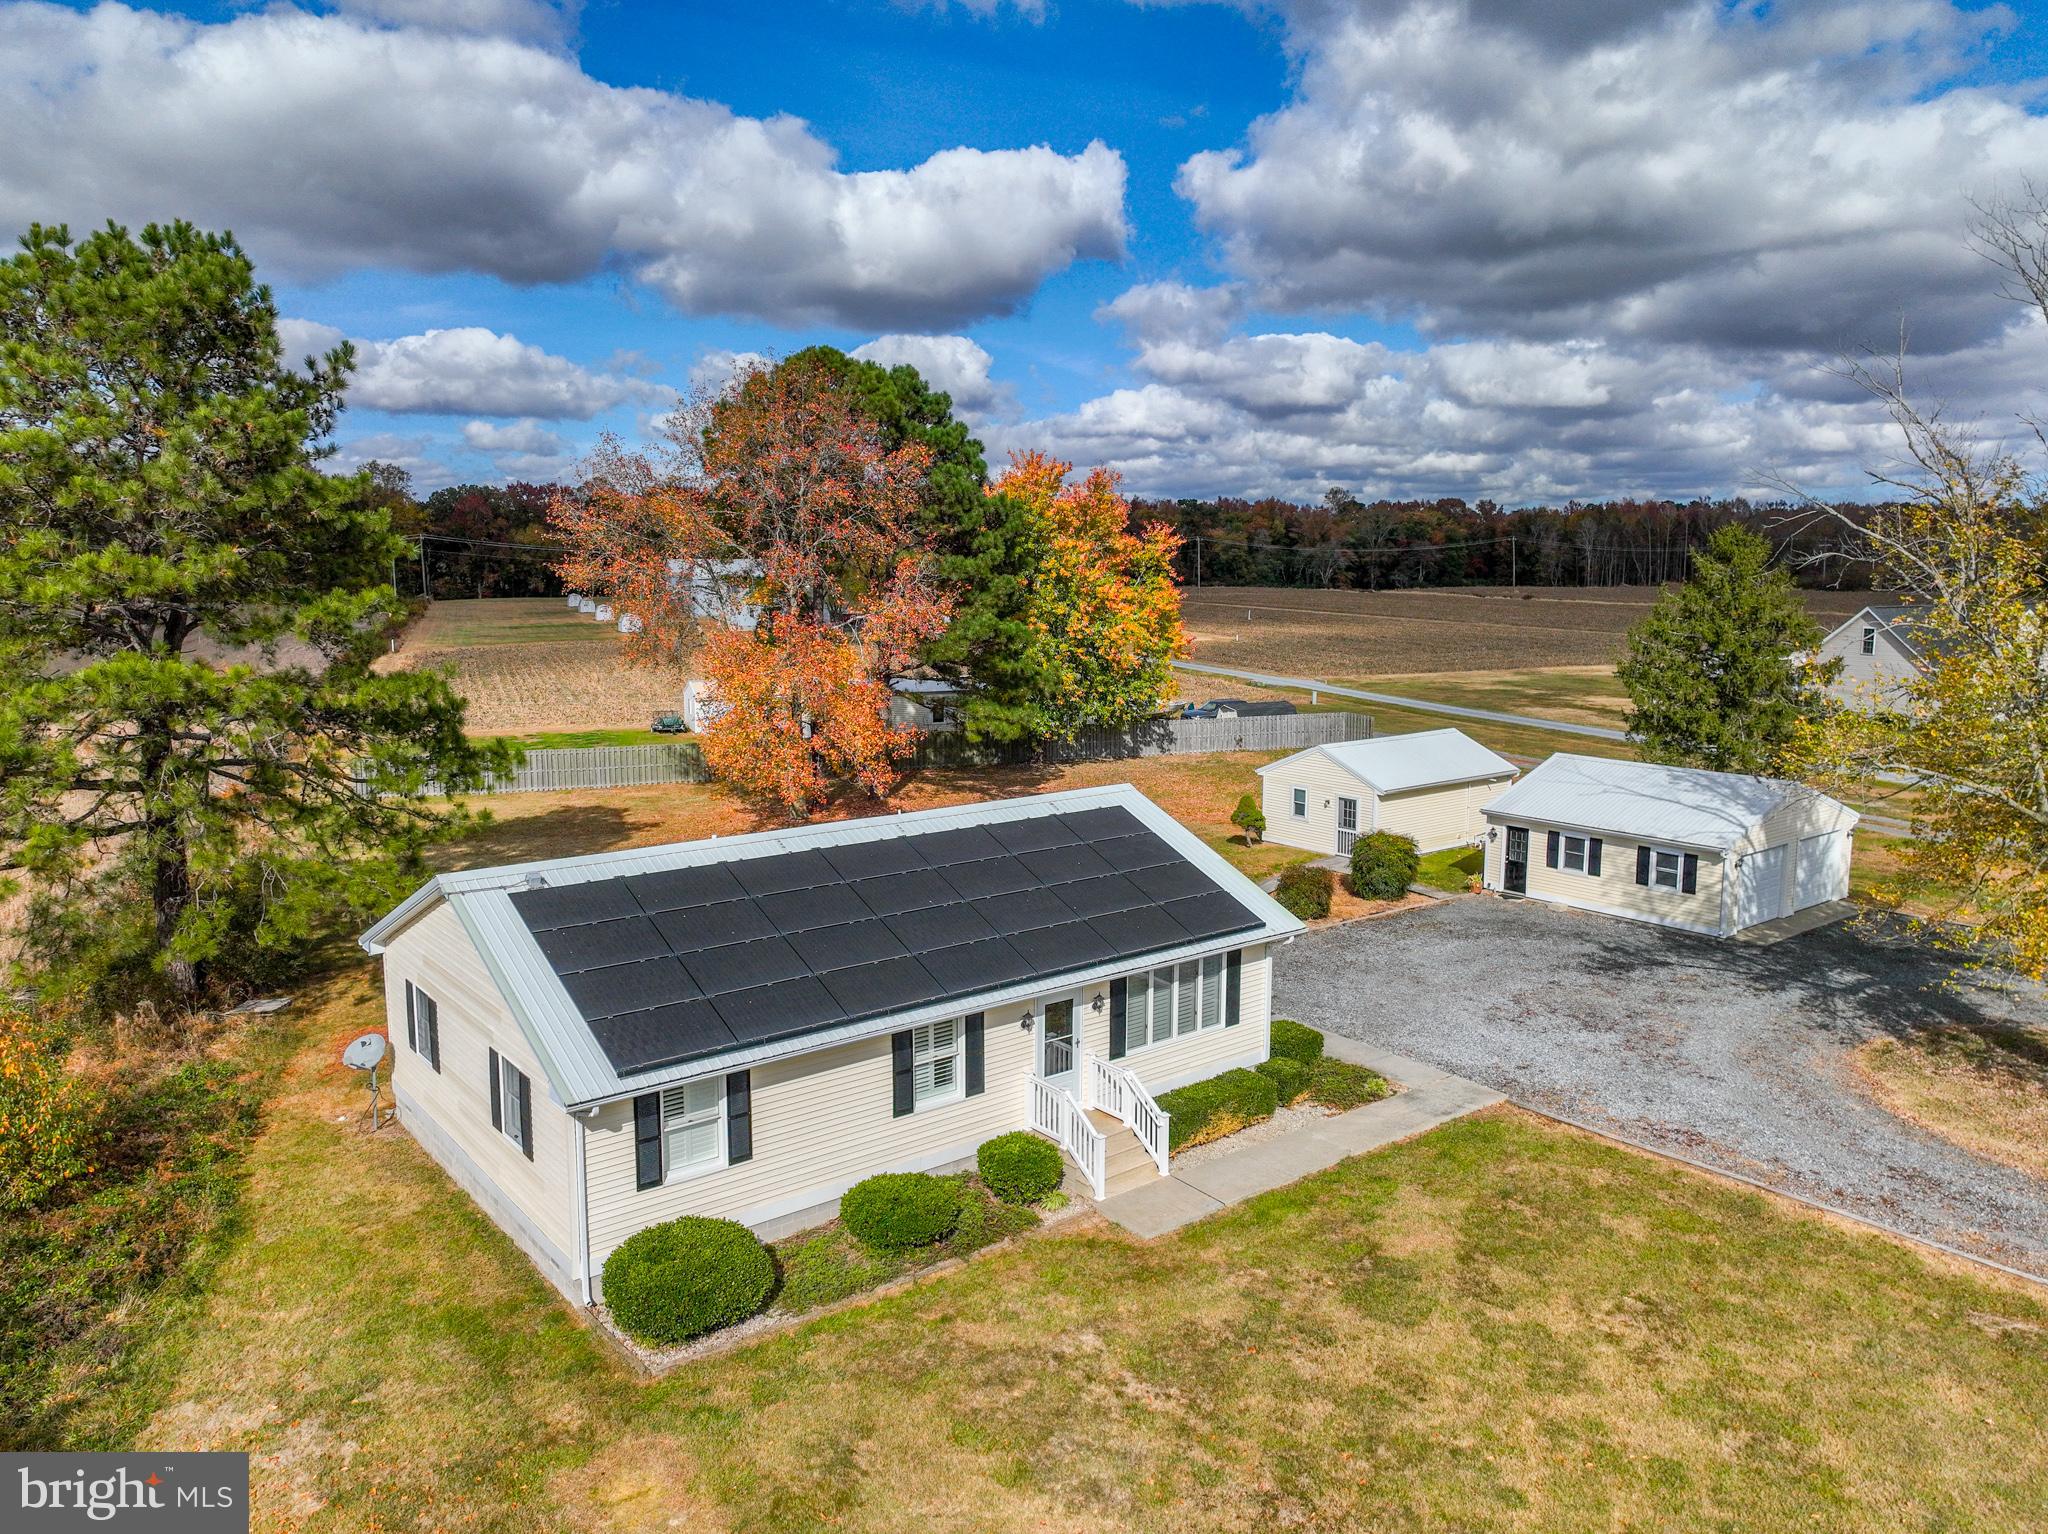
417,536,429,602
1510,535,1517,588
1194,536,1202,589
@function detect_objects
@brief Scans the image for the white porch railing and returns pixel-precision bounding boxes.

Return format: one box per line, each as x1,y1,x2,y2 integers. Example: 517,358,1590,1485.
1086,1054,1171,1177
1030,1075,1106,1198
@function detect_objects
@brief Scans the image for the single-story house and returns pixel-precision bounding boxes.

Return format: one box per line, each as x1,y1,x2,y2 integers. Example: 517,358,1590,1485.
1256,728,1519,856
888,678,969,731
358,785,1301,1304
1480,754,1859,936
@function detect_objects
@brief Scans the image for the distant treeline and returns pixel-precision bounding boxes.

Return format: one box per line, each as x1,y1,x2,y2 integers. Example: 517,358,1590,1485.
1128,491,1884,591
366,467,568,599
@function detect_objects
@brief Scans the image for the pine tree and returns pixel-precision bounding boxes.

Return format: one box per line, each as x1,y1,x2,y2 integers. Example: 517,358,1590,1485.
0,222,510,1015
1616,524,1833,773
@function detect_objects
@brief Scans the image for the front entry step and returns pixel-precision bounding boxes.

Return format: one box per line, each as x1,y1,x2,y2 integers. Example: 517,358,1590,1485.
1087,1109,1165,1198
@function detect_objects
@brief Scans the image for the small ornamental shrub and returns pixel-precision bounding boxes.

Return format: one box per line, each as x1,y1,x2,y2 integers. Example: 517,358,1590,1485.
1274,863,1334,920
0,1008,103,1211
601,1215,774,1345
1268,1017,1325,1068
977,1131,1063,1204
841,1171,963,1252
1156,1067,1280,1152
1348,831,1420,901
1230,793,1266,845
1306,1058,1395,1111
1255,1056,1309,1105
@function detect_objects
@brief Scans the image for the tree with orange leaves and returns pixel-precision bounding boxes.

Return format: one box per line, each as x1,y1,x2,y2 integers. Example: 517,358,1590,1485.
550,355,951,817
992,452,1187,740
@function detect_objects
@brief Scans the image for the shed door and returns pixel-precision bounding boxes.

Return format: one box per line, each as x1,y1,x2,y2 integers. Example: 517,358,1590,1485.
1795,832,1850,908
1735,844,1788,928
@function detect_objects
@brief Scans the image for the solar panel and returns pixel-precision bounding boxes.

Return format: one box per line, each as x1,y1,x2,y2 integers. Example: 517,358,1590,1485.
712,975,845,1043
1124,860,1219,902
918,936,1036,994
849,867,956,917
978,884,1078,936
821,955,944,1019
1059,805,1146,842
592,1000,737,1075
532,915,672,974
1085,904,1189,957
939,856,1040,900
1054,872,1148,919
511,880,642,932
561,956,701,1020
756,882,870,935
884,901,994,949
788,918,907,974
987,815,1080,854
682,935,811,997
623,862,745,913
1006,920,1114,973
1017,842,1115,886
1095,830,1180,874
650,900,779,955
730,848,837,897
821,837,925,881
1164,890,1262,941
912,825,1008,867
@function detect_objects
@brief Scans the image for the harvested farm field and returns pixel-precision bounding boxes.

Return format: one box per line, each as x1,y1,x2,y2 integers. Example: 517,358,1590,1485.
377,597,690,735
1181,584,1882,677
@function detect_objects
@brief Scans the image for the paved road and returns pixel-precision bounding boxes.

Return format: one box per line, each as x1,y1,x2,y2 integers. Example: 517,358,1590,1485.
1175,658,1629,742
1271,897,2048,1277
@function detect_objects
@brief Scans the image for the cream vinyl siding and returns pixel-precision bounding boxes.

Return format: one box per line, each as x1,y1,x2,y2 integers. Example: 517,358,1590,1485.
381,902,578,1290
1262,753,1377,855
1484,821,1728,934
1374,778,1510,854
582,944,1272,1275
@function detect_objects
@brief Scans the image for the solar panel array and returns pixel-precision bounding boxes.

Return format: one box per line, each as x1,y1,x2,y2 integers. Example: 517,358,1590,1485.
508,805,1261,1078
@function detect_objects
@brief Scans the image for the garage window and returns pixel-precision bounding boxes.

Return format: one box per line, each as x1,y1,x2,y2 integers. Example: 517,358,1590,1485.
1291,787,1306,818
1561,834,1589,873
1651,849,1683,890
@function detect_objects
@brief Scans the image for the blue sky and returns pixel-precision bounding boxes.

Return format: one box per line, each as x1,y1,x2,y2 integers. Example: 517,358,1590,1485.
7,0,2048,501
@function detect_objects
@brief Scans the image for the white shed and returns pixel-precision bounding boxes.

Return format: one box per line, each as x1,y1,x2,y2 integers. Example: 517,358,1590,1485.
1256,728,1518,856
1480,753,1860,937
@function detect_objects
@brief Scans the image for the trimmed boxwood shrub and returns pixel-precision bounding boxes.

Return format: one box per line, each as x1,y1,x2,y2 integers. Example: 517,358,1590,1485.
840,1171,963,1252
1273,863,1334,920
1268,1017,1325,1068
1348,830,1420,901
977,1131,1064,1204
1307,1058,1394,1111
1255,1056,1309,1105
1156,1067,1280,1152
601,1215,774,1346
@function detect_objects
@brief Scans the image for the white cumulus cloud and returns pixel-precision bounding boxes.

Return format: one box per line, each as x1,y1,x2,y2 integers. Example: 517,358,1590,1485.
851,334,1015,417
278,320,663,419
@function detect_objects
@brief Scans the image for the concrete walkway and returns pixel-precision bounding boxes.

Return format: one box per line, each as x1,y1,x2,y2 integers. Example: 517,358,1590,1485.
1174,658,1628,742
1095,1037,1505,1238
1733,898,1857,946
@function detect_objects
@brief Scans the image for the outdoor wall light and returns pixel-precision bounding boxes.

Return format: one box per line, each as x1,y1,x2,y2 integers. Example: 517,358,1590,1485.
1090,993,1105,1012
1486,827,1499,842
1018,1012,1034,1032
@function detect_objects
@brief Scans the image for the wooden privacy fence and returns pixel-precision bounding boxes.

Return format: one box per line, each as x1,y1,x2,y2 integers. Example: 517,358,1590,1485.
381,710,1372,797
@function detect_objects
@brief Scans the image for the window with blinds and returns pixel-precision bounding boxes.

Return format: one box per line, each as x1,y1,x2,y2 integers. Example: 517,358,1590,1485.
661,1078,722,1175
1125,958,1229,1054
912,1019,961,1105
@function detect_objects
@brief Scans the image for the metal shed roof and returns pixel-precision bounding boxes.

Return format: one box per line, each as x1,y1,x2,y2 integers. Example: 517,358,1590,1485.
1256,727,1518,795
1482,753,1855,852
360,783,1303,1109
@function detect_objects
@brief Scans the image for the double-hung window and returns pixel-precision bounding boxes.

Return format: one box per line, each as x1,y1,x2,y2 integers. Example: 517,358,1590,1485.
1560,834,1591,874
1291,787,1307,818
1861,626,1877,655
661,1078,723,1177
404,981,441,1071
1124,959,1228,1053
497,1058,529,1152
1650,848,1684,891
912,1019,962,1107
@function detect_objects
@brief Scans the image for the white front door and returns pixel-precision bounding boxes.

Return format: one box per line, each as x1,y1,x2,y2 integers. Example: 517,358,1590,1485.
1038,997,1078,1086
1735,844,1788,928
1795,832,1850,908
1336,796,1360,854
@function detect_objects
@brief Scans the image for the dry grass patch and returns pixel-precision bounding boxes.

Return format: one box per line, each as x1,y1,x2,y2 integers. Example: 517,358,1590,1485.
1853,1023,2048,1182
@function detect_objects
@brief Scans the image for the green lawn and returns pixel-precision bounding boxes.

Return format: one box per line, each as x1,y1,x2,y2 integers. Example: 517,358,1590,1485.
1347,666,1629,732
477,727,681,750
93,982,2048,1532
1415,844,1484,892
1303,696,1639,762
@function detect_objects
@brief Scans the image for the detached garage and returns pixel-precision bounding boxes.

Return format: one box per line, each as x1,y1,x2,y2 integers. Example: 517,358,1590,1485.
1257,728,1519,856
1480,754,1858,937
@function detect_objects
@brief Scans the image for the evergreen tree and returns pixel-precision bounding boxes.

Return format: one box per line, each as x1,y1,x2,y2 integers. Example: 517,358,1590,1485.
1616,524,1833,772
0,222,510,1015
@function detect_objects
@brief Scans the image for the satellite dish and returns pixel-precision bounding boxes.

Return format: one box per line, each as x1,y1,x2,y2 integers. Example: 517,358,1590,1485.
343,1032,391,1129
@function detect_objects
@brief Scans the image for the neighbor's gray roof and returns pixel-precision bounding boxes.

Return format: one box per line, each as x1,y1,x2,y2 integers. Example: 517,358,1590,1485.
1483,753,1855,852
1258,727,1517,795
360,783,1303,1111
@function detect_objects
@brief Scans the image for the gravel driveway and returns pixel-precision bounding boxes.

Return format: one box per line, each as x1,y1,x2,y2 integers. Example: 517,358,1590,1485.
1272,897,2048,1275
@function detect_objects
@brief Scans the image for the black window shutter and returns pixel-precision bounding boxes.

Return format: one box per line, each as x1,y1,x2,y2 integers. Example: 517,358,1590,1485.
517,1071,533,1160
405,981,417,1053
726,1071,753,1163
1225,950,1243,1026
1546,830,1561,868
1636,846,1651,886
964,1014,985,1097
891,1030,914,1118
1587,838,1603,878
1681,853,1699,895
1108,979,1127,1059
425,998,441,1072
634,1093,663,1189
488,1048,502,1131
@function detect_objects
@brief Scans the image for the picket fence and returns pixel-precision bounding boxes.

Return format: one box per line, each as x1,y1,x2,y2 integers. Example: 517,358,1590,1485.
387,710,1371,797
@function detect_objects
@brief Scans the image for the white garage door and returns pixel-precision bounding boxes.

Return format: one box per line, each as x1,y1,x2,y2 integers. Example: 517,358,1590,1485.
1735,844,1788,929
1795,832,1851,909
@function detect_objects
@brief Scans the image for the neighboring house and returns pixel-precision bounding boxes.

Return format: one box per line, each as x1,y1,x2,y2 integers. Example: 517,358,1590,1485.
1256,728,1519,856
680,678,724,732
1812,604,1928,712
666,556,764,631
1480,754,1858,937
1182,698,1298,719
358,785,1301,1304
888,678,968,731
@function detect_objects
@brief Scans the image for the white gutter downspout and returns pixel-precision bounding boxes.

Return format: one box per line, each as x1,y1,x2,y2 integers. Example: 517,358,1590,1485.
571,1112,592,1305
